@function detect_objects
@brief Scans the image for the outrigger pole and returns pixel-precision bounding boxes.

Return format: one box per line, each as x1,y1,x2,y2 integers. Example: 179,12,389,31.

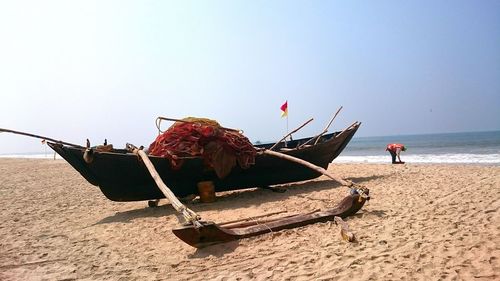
0,128,85,148
126,143,203,228
261,149,369,198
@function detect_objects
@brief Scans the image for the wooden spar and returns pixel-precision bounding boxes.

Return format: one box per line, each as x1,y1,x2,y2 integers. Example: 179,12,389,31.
218,210,288,226
172,193,368,248
0,128,85,149
314,106,343,145
269,118,314,151
334,121,359,139
126,143,203,228
262,149,352,186
298,107,343,149
261,149,369,199
218,209,321,228
155,116,241,133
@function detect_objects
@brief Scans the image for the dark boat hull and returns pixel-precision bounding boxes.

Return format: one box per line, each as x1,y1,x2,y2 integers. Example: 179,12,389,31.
48,123,360,201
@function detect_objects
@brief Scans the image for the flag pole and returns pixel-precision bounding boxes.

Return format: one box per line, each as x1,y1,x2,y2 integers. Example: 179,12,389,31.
280,100,289,143
286,114,289,141
286,101,289,141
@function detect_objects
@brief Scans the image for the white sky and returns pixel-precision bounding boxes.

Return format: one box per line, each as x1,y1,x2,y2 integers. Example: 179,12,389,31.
1,1,499,153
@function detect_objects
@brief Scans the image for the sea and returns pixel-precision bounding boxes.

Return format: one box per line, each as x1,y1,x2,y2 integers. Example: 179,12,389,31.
1,130,499,165
336,130,500,165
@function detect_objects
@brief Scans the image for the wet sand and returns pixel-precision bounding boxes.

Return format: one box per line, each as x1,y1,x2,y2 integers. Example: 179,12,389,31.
0,158,498,280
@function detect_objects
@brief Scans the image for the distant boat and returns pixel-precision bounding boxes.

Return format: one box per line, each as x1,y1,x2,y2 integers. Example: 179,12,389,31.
47,122,361,202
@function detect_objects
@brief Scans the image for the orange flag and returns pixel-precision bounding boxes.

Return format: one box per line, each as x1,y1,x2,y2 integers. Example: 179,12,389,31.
280,101,288,117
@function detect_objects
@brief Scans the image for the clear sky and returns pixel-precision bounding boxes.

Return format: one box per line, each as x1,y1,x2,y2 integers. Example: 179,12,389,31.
1,1,499,154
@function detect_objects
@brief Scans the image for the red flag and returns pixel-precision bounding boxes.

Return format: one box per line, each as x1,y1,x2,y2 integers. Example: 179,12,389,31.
280,101,288,117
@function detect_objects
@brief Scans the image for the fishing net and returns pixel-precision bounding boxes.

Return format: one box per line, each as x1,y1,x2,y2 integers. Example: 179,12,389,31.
148,117,256,178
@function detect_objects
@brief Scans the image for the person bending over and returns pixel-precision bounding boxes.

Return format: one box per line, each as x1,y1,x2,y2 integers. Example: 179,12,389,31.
386,143,406,164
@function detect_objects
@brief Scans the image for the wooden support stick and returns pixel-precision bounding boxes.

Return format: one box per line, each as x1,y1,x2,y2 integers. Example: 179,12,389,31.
262,148,370,199
314,106,343,145
220,209,321,229
298,107,343,149
269,118,314,151
334,217,356,242
334,121,359,139
126,143,203,228
218,210,288,226
262,149,352,186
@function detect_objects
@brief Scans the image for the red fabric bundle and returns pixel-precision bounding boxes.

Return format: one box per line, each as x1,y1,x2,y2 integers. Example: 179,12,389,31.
148,118,256,178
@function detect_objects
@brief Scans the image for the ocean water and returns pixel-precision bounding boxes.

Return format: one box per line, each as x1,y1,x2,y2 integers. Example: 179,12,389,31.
1,131,499,164
0,152,62,159
336,130,500,164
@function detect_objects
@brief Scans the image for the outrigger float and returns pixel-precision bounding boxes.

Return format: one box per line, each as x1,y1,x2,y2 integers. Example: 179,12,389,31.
1,109,370,248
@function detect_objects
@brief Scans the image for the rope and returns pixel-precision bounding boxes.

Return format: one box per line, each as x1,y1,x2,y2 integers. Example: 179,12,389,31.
250,217,274,234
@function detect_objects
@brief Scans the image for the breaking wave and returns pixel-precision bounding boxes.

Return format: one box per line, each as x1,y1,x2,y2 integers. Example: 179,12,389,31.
335,153,500,164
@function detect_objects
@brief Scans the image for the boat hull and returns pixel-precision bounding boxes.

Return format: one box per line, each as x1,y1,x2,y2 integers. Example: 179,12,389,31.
48,123,359,201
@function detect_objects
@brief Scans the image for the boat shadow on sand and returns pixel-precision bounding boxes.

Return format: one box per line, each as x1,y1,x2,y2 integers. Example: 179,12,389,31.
93,174,386,257
95,174,386,226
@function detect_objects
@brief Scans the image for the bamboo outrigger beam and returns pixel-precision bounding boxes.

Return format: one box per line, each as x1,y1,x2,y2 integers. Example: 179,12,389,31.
262,148,369,198
262,149,351,184
126,143,203,228
0,128,85,149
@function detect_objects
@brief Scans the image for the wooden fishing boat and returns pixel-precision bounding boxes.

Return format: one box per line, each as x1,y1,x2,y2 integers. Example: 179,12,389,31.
1,117,369,248
46,122,360,202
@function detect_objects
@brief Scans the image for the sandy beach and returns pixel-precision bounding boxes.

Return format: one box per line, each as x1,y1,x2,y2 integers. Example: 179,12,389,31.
0,158,498,280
